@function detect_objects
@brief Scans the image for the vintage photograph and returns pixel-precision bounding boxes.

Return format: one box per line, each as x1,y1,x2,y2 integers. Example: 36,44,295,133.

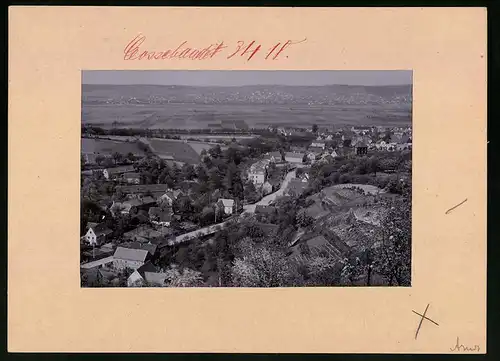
80,70,412,288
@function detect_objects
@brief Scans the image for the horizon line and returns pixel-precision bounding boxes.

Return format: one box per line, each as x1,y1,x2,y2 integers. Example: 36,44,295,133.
82,83,413,87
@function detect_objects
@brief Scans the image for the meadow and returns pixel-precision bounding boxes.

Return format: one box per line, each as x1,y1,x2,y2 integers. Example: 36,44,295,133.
81,138,146,156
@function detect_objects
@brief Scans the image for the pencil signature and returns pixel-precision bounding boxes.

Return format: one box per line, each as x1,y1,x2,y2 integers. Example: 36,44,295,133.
450,337,481,352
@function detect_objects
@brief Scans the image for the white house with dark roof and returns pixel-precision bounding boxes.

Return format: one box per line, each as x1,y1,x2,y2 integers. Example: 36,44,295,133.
84,223,113,246
123,172,140,184
127,262,167,287
217,198,235,215
248,160,268,185
113,247,149,271
310,140,326,149
158,189,182,206
264,152,283,163
102,165,136,180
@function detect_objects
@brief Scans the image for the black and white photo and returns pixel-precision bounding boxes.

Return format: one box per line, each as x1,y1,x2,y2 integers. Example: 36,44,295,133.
80,70,412,288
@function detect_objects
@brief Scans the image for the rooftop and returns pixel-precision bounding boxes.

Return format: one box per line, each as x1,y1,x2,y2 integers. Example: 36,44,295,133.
105,165,136,175
116,184,169,194
285,152,305,159
113,247,149,262
219,198,235,207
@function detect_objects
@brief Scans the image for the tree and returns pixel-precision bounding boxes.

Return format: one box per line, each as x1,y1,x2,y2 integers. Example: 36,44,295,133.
312,124,319,134
95,154,105,166
243,181,259,203
164,265,203,287
103,158,114,168
182,164,196,181
296,211,314,228
112,152,123,165
373,195,411,286
209,145,222,159
230,242,302,287
126,152,135,162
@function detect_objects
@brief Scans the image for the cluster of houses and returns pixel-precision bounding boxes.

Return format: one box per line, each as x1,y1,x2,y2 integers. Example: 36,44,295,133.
248,126,412,184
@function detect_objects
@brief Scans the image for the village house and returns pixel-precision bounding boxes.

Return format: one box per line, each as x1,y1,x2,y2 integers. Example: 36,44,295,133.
110,201,133,217
217,198,235,215
82,242,116,261
308,146,326,155
330,149,339,158
284,152,305,165
116,184,170,199
264,151,283,163
120,241,158,257
123,172,140,184
319,154,335,164
113,247,150,271
102,165,136,181
355,142,368,155
248,160,268,185
158,189,183,206
148,207,173,226
305,152,317,164
127,261,167,287
84,222,113,246
310,140,326,149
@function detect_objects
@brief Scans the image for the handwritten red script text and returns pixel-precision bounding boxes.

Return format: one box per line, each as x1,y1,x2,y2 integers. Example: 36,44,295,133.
123,34,307,61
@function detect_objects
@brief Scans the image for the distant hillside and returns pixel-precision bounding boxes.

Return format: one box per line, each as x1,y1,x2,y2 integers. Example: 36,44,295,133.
82,84,412,106
81,84,412,129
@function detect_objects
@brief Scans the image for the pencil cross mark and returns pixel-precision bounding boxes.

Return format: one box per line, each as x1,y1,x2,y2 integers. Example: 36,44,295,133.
413,303,439,339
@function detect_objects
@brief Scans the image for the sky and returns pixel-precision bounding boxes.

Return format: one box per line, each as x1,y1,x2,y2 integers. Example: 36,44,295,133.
82,70,412,86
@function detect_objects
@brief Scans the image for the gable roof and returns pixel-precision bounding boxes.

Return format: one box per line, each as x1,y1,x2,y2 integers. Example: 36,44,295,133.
110,202,133,214
285,152,305,159
311,140,326,145
105,165,135,175
144,272,167,286
80,256,115,270
124,196,156,208
127,270,145,286
219,199,234,207
90,223,112,237
137,261,158,275
122,241,158,256
123,172,140,179
116,184,169,194
308,147,325,154
113,247,149,262
249,160,268,174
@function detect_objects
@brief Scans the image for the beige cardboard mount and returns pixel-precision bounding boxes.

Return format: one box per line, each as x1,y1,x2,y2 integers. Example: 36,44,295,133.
8,7,486,353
